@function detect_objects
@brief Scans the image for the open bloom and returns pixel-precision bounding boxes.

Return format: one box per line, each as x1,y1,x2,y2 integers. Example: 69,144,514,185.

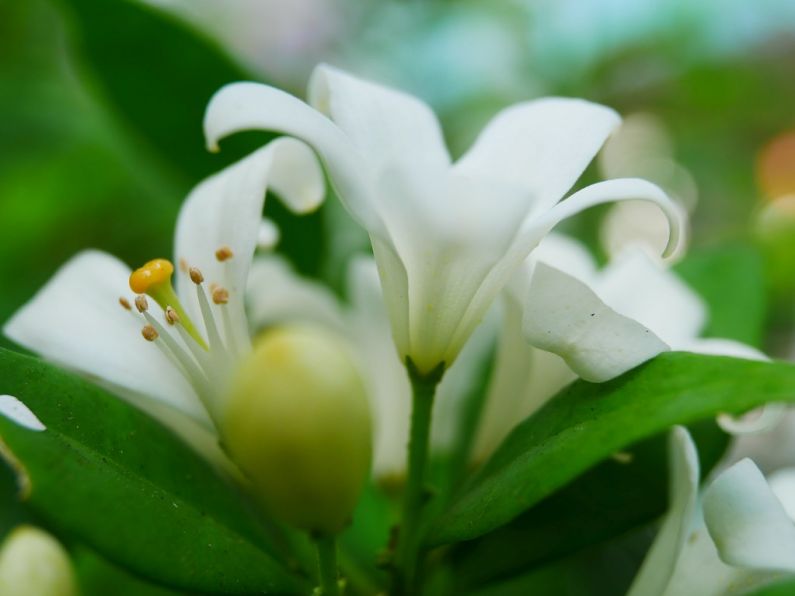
628,427,795,596
3,139,325,463
474,235,765,460
203,64,684,374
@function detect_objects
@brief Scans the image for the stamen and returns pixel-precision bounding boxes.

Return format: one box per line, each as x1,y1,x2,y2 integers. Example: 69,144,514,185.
212,287,229,305
189,267,204,284
119,297,132,311
215,246,234,262
165,306,179,325
135,295,149,313
195,281,226,354
142,325,158,341
129,258,207,349
179,258,189,273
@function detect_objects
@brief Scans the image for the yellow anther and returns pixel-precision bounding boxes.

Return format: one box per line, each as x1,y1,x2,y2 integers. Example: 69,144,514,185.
142,325,159,341
130,258,207,350
189,267,204,284
129,259,174,295
215,246,234,262
212,287,229,305
134,295,149,313
119,297,131,311
165,306,180,325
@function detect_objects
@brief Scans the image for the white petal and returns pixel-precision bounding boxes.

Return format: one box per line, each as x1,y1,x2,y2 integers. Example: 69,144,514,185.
454,98,620,211
704,458,795,573
595,250,706,347
522,178,685,259
684,338,768,361
203,81,383,234
521,262,669,382
3,251,208,425
174,139,323,346
769,468,795,522
628,426,700,596
308,64,450,172
530,233,598,282
345,256,411,481
246,256,345,333
472,297,575,462
0,396,45,431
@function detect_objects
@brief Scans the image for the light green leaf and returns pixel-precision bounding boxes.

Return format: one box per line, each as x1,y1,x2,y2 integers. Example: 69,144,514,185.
429,352,795,545
0,348,307,594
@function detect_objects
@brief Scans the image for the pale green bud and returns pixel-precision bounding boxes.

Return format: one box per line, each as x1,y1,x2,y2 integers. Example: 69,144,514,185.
222,325,372,535
0,526,77,596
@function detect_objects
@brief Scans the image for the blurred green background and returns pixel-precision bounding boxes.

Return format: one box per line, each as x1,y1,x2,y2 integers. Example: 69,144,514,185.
1,0,795,592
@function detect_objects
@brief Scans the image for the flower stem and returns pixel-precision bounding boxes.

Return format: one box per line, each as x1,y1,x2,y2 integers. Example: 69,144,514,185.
394,359,445,594
314,533,340,596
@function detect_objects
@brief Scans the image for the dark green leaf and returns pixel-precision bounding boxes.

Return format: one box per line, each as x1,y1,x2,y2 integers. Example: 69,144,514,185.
429,352,795,545
449,420,727,589
0,348,306,594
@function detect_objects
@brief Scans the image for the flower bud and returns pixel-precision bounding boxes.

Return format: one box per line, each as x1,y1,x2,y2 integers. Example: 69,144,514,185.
222,325,371,535
0,526,77,596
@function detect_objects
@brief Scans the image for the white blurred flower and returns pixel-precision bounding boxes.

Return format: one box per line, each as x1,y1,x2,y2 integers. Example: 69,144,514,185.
0,526,76,596
628,427,795,596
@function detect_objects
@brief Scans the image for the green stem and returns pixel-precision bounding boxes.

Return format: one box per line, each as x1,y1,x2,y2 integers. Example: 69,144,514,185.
394,359,445,594
314,534,340,596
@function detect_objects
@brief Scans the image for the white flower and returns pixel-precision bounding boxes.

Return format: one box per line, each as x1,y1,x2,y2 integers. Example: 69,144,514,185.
2,139,325,465
244,254,495,482
473,235,765,461
203,64,684,374
628,427,795,596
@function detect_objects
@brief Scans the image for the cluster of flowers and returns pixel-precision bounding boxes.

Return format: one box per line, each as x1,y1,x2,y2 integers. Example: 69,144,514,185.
4,65,794,595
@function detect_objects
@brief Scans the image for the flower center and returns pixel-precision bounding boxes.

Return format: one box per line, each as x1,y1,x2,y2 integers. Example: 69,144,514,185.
119,247,243,423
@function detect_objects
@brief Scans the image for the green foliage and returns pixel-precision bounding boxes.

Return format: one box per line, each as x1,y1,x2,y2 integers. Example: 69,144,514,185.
0,348,307,594
676,242,767,346
430,352,795,545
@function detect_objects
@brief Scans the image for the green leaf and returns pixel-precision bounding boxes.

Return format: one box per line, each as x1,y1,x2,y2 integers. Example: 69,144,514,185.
429,352,795,545
0,348,307,594
448,420,727,589
675,243,766,346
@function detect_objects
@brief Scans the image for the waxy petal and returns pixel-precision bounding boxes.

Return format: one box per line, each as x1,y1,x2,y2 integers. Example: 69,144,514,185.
628,427,700,596
204,81,383,235
521,262,669,382
309,64,451,172
175,139,324,347
246,256,345,332
595,250,706,347
455,98,620,211
3,251,209,426
522,178,684,259
704,459,795,573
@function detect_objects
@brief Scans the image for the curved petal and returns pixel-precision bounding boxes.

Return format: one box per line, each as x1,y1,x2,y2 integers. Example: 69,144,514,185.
595,250,706,347
3,251,209,426
521,262,669,382
174,139,324,346
628,427,700,596
455,98,620,211
704,459,795,573
308,63,450,172
246,256,345,333
522,178,685,259
203,81,383,235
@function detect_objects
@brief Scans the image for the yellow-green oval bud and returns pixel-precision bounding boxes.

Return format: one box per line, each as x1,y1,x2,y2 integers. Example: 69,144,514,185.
222,325,372,535
0,526,77,596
